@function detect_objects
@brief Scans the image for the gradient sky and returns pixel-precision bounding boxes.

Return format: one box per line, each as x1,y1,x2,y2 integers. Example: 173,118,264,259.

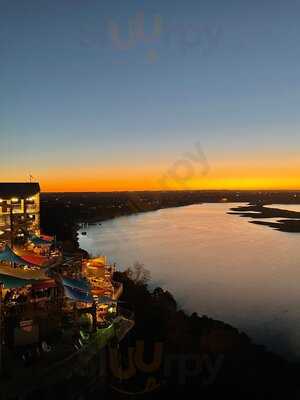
1,0,300,191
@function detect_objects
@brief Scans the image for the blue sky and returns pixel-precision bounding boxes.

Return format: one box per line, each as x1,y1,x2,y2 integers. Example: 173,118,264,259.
1,0,300,190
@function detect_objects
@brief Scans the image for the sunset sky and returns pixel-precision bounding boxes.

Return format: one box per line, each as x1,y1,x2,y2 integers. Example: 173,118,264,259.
1,0,300,191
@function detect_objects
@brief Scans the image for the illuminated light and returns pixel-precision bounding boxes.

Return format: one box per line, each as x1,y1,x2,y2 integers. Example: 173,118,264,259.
11,198,19,203
26,197,35,201
0,199,3,203
0,230,4,236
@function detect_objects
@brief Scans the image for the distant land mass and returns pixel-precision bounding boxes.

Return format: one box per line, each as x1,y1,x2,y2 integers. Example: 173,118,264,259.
229,204,300,233
41,190,300,251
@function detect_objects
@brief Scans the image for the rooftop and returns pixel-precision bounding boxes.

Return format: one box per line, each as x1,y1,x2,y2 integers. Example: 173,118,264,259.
0,183,40,199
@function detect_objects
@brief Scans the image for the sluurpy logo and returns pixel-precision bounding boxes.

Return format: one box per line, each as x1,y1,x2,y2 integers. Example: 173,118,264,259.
109,341,163,395
102,340,224,395
158,141,210,190
107,10,222,64
108,10,162,64
79,10,222,64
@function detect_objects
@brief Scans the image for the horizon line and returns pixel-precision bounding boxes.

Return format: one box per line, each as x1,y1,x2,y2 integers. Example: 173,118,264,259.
40,188,300,194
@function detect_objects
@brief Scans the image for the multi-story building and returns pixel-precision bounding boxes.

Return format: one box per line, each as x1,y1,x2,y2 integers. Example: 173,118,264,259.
0,183,40,247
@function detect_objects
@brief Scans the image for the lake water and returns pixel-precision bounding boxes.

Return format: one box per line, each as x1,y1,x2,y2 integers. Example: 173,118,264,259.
79,203,300,359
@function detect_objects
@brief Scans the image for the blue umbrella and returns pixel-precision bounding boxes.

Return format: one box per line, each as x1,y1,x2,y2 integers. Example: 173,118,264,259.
0,273,34,289
0,245,31,265
63,285,94,303
61,276,91,291
30,235,53,246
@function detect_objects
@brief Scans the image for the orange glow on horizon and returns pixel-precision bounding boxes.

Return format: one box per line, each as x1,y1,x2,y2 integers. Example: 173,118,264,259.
32,168,300,192
2,162,300,192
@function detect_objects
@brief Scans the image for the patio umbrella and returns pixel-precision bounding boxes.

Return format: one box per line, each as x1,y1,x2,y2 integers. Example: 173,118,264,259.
0,245,32,265
63,284,94,303
61,276,91,291
29,235,53,246
61,276,93,303
0,273,34,289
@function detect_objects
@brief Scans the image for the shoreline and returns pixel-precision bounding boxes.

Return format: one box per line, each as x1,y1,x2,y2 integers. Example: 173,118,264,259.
78,202,206,227
77,202,204,225
229,204,300,233
78,202,300,362
79,201,300,234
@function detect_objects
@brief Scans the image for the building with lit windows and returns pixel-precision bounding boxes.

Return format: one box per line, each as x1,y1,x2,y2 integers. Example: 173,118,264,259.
0,183,40,247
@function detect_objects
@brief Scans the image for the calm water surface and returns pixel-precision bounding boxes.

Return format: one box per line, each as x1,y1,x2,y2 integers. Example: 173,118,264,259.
79,203,300,359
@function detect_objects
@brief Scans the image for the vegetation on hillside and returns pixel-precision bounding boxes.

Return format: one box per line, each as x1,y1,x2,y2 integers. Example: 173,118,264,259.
110,265,300,398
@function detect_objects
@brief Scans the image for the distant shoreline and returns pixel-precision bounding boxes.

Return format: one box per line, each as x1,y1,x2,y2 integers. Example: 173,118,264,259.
41,192,300,254
77,202,196,225
229,204,300,233
78,201,300,234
